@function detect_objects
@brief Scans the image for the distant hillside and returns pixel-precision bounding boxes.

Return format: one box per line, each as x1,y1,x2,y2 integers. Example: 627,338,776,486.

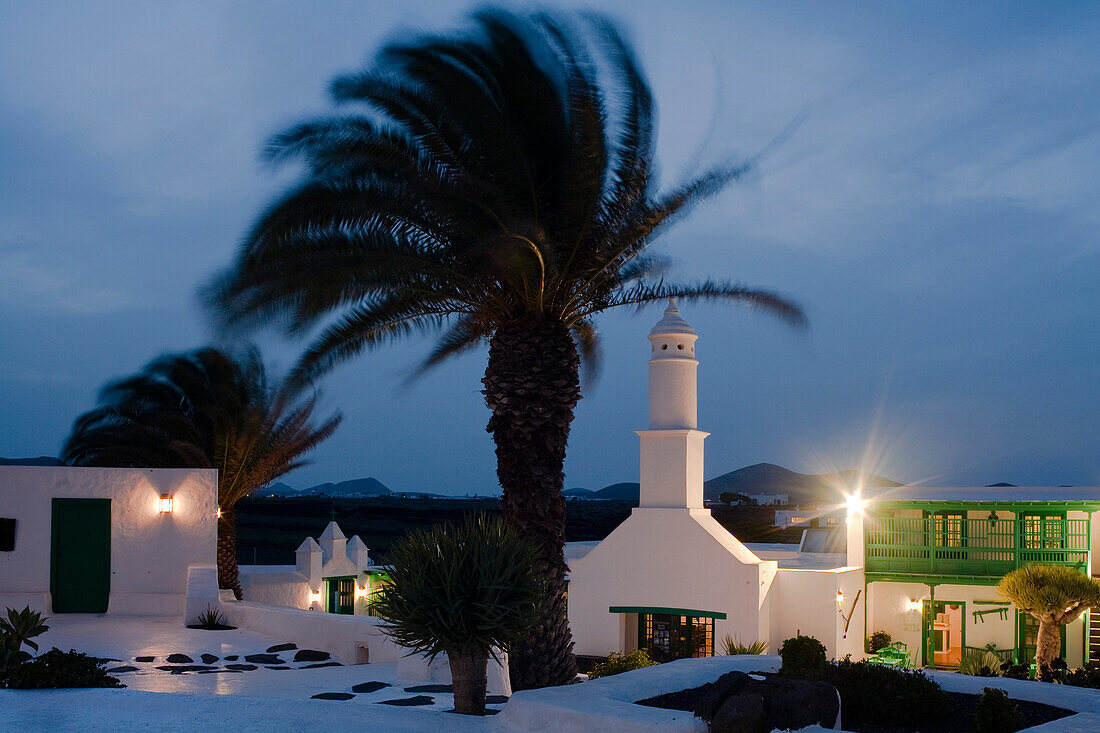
302,477,392,497
256,481,299,497
703,463,901,505
0,456,64,466
564,482,641,501
565,463,901,504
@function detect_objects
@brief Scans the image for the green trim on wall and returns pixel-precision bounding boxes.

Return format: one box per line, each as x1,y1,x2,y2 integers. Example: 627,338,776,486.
609,606,726,619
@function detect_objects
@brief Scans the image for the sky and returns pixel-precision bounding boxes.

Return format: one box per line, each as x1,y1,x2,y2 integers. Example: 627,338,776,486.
1,1,1097,494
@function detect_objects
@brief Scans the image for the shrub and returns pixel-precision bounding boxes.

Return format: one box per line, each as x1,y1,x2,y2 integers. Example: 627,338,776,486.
868,630,891,653
779,635,827,679
999,660,1032,680
196,607,227,630
959,649,1004,677
0,606,49,678
3,648,122,689
720,635,767,655
1038,656,1068,683
784,657,951,726
588,649,658,678
974,687,1025,733
1063,662,1100,688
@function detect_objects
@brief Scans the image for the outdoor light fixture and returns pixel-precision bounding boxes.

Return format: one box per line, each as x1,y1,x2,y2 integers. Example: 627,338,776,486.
309,589,322,606
355,585,369,600
844,492,868,520
836,590,844,607
217,506,223,519
905,598,923,612
158,495,173,513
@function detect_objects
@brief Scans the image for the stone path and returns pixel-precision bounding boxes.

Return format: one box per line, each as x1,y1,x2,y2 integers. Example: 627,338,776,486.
306,679,508,713
104,641,343,679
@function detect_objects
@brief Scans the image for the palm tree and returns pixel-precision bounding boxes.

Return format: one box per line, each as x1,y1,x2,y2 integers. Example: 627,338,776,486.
997,564,1100,674
372,515,543,715
205,9,803,687
62,347,341,598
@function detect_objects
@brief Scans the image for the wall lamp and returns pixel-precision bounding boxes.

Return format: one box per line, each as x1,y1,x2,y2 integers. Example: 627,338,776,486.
905,598,923,612
158,494,174,513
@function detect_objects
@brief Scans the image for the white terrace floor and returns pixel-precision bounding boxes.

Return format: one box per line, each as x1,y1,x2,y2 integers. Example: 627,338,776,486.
8,616,1100,732
1,615,504,732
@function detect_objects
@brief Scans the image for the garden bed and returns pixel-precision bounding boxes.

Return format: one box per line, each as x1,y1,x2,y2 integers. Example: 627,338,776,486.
637,684,1074,733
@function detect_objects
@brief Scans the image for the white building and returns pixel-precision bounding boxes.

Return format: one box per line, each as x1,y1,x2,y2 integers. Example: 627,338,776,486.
566,302,865,662
239,521,376,614
0,466,218,619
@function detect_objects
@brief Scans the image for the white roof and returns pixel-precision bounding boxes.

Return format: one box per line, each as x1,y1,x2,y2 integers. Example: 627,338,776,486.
648,299,696,336
874,486,1100,504
743,542,851,570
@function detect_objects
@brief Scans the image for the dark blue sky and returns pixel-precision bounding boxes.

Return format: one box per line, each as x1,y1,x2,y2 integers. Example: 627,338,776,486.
1,1,1097,494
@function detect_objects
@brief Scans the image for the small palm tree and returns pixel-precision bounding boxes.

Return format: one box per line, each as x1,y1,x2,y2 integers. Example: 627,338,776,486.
62,347,341,598
372,515,543,715
205,9,803,687
997,564,1100,673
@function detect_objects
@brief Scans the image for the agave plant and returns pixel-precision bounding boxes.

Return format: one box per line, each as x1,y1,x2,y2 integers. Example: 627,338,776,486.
371,515,544,715
0,606,49,676
721,635,768,656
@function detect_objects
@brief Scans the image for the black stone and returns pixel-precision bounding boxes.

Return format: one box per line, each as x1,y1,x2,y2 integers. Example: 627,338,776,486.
200,654,219,664
485,695,509,704
378,696,434,706
226,664,258,671
404,684,452,693
165,653,194,664
267,643,297,653
267,666,292,670
199,669,243,674
225,655,239,661
244,654,283,665
134,656,155,663
106,666,139,673
352,681,391,693
311,692,355,701
711,693,767,733
301,661,343,669
156,665,215,673
293,649,330,662
693,671,752,721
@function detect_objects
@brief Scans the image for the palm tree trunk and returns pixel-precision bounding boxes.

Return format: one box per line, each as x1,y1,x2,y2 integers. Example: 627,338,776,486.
483,318,579,690
448,649,488,715
1035,616,1061,675
217,505,243,600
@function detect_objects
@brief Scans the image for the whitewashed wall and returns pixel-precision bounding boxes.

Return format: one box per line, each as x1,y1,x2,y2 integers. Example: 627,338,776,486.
769,567,865,660
0,466,217,616
568,507,777,657
239,565,311,609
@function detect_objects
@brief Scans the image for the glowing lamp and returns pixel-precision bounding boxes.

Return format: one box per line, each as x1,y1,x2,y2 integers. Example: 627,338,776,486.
844,492,867,520
158,494,174,513
355,585,369,600
309,589,323,606
216,506,223,519
905,598,923,612
836,590,845,607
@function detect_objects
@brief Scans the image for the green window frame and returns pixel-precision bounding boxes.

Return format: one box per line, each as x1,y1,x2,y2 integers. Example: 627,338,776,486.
934,512,966,548
1021,514,1064,550
324,576,356,615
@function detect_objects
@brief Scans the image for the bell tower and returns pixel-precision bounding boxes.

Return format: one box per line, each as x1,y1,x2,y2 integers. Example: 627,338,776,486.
637,299,709,509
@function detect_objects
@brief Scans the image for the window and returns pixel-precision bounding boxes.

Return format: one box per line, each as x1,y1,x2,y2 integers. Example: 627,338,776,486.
1022,515,1063,549
638,613,714,662
0,518,14,551
934,512,965,548
790,516,807,525
325,576,355,615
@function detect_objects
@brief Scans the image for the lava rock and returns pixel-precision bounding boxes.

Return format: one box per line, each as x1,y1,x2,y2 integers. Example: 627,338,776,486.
225,655,239,661
694,671,752,720
200,654,219,664
267,643,297,653
134,656,155,663
311,692,355,701
267,666,292,670
106,666,138,673
226,663,258,671
711,693,767,733
165,653,194,664
245,654,283,665
157,665,215,673
485,695,509,704
404,684,452,693
352,681,391,693
379,696,434,706
293,649,330,662
300,661,343,669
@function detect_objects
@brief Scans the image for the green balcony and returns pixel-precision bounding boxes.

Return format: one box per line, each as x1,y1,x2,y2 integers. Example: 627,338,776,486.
865,515,1089,579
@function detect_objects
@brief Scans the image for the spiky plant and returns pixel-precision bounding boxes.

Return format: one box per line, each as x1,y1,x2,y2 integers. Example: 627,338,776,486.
371,515,544,715
997,564,1100,673
205,8,803,687
0,606,49,676
61,347,341,598
721,635,768,655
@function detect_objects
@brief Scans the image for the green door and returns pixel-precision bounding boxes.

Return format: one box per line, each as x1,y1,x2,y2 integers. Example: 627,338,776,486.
51,499,111,613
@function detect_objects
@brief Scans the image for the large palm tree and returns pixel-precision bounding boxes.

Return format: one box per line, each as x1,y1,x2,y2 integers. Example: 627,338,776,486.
62,347,341,598
205,9,803,687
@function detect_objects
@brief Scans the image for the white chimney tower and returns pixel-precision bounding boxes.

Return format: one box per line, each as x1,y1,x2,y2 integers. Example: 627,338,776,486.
637,299,709,509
